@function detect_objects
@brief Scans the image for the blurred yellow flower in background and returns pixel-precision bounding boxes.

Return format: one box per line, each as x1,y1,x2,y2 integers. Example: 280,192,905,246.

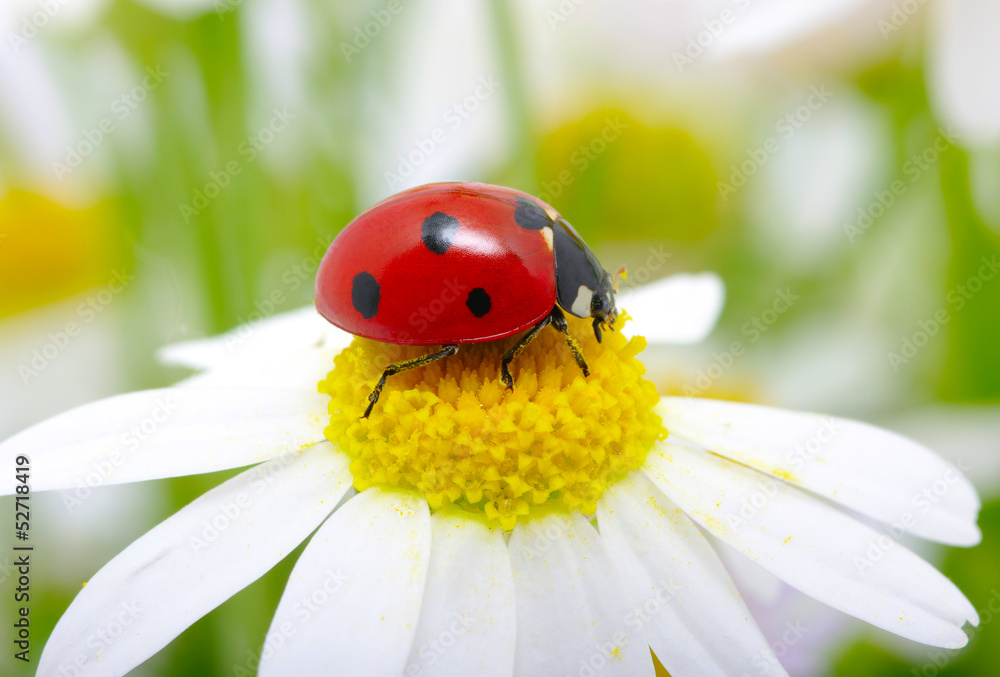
537,110,719,244
0,190,119,319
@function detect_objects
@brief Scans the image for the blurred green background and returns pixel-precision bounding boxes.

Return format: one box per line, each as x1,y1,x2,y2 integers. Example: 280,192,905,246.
1,1,998,675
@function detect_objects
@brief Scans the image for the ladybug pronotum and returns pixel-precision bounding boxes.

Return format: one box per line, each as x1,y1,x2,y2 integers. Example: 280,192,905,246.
315,182,621,417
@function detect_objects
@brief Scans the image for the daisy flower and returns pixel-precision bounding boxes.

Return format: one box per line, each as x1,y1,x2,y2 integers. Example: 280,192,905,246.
0,272,979,677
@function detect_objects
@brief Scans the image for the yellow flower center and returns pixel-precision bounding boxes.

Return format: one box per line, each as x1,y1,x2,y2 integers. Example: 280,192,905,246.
319,315,665,530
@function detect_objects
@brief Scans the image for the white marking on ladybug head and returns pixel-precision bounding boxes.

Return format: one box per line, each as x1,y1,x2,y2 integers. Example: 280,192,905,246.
541,226,554,251
571,284,594,317
544,206,559,221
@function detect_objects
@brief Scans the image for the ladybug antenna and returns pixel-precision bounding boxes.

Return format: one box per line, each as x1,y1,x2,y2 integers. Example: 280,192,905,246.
612,266,627,294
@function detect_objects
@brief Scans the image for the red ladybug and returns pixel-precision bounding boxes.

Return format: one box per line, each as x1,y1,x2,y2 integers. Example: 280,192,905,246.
315,182,620,417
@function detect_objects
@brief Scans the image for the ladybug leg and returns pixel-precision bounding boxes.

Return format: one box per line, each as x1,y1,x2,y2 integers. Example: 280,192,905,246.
364,344,459,418
500,314,553,391
550,306,590,378
500,307,592,391
592,315,616,343
592,317,604,343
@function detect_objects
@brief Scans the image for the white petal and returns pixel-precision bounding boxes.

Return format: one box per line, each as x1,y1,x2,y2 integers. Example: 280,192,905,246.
37,444,351,677
259,488,431,676
658,397,981,546
597,474,787,677
0,387,328,494
928,0,1000,145
644,442,978,648
158,305,349,370
508,513,654,676
179,346,338,391
618,272,724,345
405,513,516,677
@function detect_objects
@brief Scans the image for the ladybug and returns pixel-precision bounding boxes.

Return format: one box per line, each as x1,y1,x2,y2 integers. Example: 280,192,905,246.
315,181,621,417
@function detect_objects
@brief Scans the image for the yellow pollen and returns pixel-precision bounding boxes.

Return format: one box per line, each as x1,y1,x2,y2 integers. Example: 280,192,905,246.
319,314,666,530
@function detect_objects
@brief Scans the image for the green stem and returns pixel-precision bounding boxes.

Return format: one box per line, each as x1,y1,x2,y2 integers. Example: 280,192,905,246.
488,0,537,190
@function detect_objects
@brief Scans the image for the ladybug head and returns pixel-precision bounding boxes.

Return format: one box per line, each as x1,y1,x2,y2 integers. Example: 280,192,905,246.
588,268,618,343
552,218,619,342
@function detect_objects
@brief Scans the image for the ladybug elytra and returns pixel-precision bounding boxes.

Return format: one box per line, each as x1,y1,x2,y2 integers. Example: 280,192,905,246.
315,182,621,417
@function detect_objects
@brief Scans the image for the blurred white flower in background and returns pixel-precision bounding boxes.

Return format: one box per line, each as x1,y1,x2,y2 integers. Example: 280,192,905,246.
708,0,900,71
925,0,1000,146
0,0,171,204
745,91,891,273
709,0,1000,147
0,0,107,200
351,0,510,203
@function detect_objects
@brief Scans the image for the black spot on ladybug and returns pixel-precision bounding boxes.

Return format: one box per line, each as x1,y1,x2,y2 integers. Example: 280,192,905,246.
466,288,492,317
351,272,380,319
421,211,460,254
514,197,551,231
